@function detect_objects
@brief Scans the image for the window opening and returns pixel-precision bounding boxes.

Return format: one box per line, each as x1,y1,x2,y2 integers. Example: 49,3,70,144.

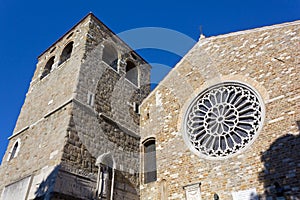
183,82,264,160
102,44,118,71
8,140,20,161
125,61,138,86
59,41,73,65
40,56,55,79
133,102,140,114
143,139,157,183
87,92,95,106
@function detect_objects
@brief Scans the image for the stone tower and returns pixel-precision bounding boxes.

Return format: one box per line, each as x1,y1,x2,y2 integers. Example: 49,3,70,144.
0,13,151,200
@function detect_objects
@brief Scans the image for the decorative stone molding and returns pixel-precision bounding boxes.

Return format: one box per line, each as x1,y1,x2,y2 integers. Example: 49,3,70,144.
183,81,265,160
183,182,201,200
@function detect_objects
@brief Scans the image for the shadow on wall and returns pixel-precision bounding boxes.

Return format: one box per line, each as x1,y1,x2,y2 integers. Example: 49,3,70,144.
113,169,139,200
258,126,300,199
33,165,60,200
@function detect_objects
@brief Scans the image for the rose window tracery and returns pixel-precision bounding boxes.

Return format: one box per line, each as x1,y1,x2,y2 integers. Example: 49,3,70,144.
184,82,264,159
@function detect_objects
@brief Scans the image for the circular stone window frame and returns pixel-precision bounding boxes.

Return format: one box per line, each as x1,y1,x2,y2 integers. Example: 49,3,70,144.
182,81,265,160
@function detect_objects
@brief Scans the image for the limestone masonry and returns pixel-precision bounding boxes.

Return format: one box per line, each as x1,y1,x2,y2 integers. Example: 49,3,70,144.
0,13,299,200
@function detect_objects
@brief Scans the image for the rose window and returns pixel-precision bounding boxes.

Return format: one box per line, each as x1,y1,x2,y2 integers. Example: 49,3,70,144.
184,82,264,159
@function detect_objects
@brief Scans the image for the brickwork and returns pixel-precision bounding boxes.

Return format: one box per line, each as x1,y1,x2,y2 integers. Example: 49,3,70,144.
0,13,298,200
13,16,90,134
0,13,150,200
0,104,72,198
60,15,150,198
140,21,300,199
0,13,90,198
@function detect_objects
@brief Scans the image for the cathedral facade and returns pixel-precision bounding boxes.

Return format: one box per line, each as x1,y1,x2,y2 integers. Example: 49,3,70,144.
139,20,300,199
0,13,299,200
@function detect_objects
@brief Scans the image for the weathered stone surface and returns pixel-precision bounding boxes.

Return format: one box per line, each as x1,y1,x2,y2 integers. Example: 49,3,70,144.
140,21,300,199
0,13,298,200
0,13,150,200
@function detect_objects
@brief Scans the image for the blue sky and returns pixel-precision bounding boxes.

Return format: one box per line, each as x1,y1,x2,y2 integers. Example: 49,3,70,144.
0,0,299,162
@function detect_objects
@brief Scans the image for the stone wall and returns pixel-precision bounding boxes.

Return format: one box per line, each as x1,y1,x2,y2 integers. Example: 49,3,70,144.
140,21,300,199
13,16,90,134
0,103,72,199
0,15,91,199
77,15,151,133
0,13,151,200
56,15,150,199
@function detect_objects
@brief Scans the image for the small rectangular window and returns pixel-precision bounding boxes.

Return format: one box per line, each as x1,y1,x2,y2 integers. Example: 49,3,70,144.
133,102,140,114
87,91,95,106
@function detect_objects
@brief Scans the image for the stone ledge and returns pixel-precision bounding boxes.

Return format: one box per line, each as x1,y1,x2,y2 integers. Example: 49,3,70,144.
99,113,140,139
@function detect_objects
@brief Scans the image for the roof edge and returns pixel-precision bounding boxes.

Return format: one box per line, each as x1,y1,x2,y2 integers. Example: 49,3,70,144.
38,13,94,58
37,13,151,66
141,19,300,107
202,20,300,42
88,14,150,66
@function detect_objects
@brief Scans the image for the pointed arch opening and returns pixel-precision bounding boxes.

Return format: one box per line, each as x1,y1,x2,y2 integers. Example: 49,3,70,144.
125,61,139,86
102,44,118,71
40,56,55,79
59,41,73,65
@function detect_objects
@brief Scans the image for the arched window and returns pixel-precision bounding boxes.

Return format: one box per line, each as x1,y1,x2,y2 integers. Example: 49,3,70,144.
143,138,157,184
59,41,73,65
102,44,118,70
125,61,138,86
40,56,55,79
8,139,21,161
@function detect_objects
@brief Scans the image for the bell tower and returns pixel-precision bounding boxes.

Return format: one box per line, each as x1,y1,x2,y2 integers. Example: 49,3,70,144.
0,13,151,200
